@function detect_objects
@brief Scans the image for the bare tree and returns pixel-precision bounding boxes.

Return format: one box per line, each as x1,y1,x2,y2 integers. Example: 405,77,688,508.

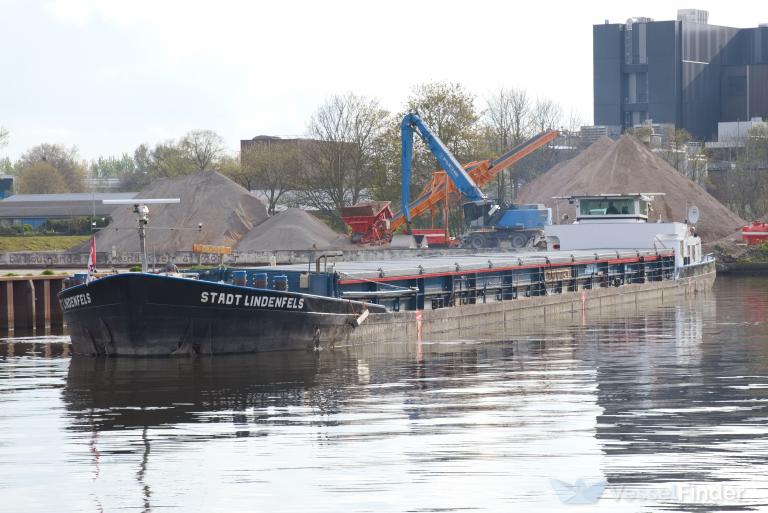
564,108,585,134
485,87,531,152
484,88,532,203
180,129,226,171
530,97,563,132
235,143,300,215
0,127,8,149
300,94,389,221
726,125,768,218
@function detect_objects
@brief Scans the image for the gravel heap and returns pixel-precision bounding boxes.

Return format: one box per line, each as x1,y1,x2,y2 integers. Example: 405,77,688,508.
85,171,267,254
516,135,745,241
235,208,352,251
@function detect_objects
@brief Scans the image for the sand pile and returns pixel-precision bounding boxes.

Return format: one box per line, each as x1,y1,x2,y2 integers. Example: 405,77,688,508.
517,135,745,241
82,171,267,254
235,208,352,251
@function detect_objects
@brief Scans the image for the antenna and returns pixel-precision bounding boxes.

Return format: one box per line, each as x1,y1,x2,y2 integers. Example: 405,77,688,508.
687,205,700,225
103,198,180,272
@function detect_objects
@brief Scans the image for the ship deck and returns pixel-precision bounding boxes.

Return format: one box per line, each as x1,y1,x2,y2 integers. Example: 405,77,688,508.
258,248,672,282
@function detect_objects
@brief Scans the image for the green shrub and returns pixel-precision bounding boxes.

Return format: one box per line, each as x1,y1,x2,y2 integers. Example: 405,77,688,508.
128,265,142,272
40,269,56,275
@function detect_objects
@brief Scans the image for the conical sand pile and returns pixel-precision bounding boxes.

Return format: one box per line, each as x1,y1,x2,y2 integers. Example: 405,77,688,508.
235,208,353,251
517,135,745,241
84,171,267,254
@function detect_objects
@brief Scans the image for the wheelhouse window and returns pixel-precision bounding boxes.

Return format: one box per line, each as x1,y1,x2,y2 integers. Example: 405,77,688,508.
579,199,635,216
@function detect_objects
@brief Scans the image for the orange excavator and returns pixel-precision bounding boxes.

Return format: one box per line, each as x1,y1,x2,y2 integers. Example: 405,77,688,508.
341,129,558,245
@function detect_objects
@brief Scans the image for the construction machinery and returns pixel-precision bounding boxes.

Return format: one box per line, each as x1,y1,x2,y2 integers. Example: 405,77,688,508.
340,201,393,244
391,126,558,236
341,113,557,247
399,111,553,249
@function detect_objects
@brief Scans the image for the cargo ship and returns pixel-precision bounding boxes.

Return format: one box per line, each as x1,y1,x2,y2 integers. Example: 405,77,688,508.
59,194,715,356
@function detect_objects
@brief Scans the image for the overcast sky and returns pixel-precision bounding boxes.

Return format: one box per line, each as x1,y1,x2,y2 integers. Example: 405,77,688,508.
0,0,763,161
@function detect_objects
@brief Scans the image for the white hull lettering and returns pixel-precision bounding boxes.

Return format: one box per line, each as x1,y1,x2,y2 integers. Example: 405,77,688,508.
62,292,92,310
200,291,304,310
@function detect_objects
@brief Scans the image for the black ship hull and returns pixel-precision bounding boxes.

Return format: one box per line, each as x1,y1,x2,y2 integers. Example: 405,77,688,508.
59,273,384,356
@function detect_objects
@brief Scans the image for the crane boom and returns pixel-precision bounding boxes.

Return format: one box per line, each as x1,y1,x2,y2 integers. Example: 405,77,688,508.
401,112,486,223
390,128,558,231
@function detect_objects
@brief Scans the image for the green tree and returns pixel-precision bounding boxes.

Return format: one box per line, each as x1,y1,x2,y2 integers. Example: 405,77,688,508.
148,142,193,177
406,82,483,171
17,143,86,192
16,162,68,194
0,157,12,174
627,125,653,144
90,153,135,178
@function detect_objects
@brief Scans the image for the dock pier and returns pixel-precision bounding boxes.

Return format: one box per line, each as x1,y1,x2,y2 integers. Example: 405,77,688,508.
0,275,66,332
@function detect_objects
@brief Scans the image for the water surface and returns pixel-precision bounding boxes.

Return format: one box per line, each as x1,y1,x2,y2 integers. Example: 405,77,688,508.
1,276,767,512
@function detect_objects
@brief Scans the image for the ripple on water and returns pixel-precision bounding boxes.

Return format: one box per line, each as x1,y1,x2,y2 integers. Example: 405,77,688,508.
0,276,767,512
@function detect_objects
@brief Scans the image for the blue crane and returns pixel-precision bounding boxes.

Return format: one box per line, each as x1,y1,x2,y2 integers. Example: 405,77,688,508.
400,111,486,223
400,110,551,249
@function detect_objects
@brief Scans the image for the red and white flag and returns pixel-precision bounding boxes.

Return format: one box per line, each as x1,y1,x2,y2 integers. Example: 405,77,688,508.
88,236,96,275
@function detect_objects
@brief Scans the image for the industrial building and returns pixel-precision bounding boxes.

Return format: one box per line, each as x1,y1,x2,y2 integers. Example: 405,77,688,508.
594,9,768,140
0,192,137,228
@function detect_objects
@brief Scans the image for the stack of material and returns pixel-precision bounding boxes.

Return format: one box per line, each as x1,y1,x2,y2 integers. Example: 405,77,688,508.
235,208,352,251
516,135,745,241
83,171,267,254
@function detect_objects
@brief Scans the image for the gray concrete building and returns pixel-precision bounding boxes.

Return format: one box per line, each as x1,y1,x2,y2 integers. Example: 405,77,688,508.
594,9,768,141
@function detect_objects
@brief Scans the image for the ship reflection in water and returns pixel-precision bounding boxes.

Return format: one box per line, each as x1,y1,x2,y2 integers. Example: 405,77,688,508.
1,277,767,512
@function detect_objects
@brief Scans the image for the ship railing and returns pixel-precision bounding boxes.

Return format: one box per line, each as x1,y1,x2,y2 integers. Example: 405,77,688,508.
416,254,677,309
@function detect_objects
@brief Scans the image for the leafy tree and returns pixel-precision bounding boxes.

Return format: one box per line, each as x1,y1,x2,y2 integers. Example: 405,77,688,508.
16,162,68,194
0,157,12,174
149,142,195,177
118,144,153,191
180,129,225,171
0,127,8,149
405,82,483,183
90,153,135,178
118,131,226,191
16,143,86,192
627,125,653,144
299,94,389,222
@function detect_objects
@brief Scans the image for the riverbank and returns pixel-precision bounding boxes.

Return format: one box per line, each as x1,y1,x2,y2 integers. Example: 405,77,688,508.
712,241,768,274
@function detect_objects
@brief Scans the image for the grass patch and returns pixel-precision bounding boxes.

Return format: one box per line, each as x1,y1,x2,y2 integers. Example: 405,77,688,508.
0,235,90,252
